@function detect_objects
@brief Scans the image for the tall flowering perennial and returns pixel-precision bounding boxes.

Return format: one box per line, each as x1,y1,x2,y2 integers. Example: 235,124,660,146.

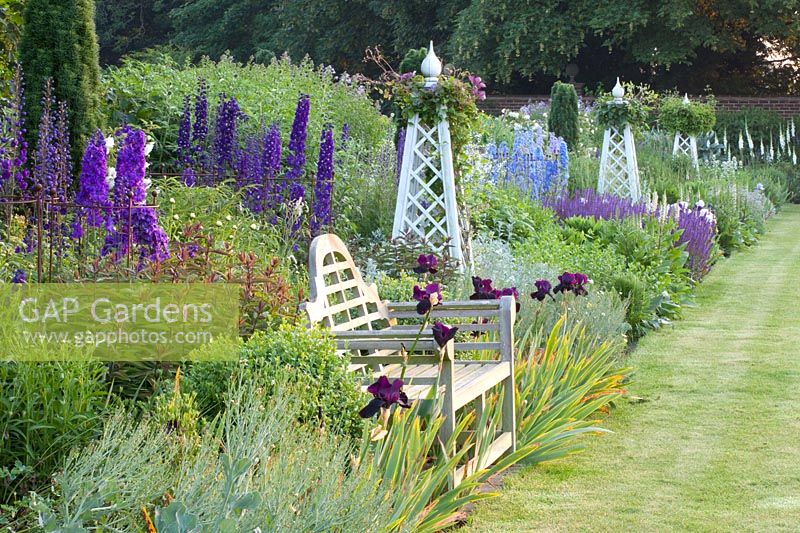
310,124,334,235
53,101,72,204
236,133,265,211
261,124,282,212
486,127,569,200
0,65,30,195
544,189,649,220
75,130,109,230
192,78,209,168
177,95,195,186
664,202,717,278
104,126,169,263
211,95,244,184
546,189,718,280
33,79,58,197
284,94,310,230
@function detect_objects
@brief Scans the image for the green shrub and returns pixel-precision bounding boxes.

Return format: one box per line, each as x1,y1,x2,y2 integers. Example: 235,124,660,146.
102,54,392,169
548,81,579,149
399,47,427,74
658,96,716,135
20,0,104,157
240,324,366,438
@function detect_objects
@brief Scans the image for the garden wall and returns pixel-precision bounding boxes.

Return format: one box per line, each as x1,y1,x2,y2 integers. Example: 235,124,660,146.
480,95,800,118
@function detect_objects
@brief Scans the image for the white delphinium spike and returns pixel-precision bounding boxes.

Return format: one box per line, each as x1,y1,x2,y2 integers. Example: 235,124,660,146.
738,132,744,152
722,128,728,149
759,137,765,156
791,118,796,139
769,133,774,160
779,128,785,150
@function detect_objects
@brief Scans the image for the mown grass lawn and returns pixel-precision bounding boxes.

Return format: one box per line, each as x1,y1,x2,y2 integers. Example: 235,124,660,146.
466,205,800,532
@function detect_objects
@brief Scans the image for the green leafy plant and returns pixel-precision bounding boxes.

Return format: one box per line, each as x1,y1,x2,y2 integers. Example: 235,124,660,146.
548,81,579,149
659,95,716,135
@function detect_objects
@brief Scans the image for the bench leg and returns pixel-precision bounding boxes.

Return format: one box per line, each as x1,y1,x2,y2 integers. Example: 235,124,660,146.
439,342,457,488
502,372,517,452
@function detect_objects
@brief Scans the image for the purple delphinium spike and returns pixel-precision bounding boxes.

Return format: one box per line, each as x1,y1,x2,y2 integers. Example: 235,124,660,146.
33,78,56,196
192,77,209,173
261,123,281,212
103,126,169,263
237,133,264,211
284,94,310,231
1,65,30,195
75,130,109,228
211,94,244,185
340,123,350,147
310,124,334,235
53,101,72,204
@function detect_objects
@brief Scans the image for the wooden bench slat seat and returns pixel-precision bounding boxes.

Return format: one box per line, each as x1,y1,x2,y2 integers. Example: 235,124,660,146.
302,234,517,486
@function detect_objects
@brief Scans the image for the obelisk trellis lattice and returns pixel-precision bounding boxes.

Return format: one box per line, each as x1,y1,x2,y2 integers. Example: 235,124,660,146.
392,42,465,268
672,93,700,170
598,78,641,201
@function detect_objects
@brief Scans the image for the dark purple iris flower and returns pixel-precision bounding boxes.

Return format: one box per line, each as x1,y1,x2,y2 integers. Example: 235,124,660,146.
553,271,589,296
359,375,411,418
11,269,26,284
413,253,439,274
531,279,553,301
432,322,458,348
471,277,521,310
470,276,497,300
413,283,442,315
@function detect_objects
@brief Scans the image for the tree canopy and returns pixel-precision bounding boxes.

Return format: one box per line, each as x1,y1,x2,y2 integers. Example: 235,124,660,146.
88,0,800,95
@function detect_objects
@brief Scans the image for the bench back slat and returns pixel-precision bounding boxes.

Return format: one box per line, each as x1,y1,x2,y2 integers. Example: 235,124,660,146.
306,234,393,332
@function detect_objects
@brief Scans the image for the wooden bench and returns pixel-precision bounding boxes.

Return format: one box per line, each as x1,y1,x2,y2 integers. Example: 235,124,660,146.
303,234,516,484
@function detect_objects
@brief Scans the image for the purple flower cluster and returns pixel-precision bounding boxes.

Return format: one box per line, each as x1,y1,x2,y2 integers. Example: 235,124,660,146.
11,268,26,284
103,126,169,264
310,125,334,235
211,95,244,184
487,128,569,200
413,253,438,274
468,74,487,101
75,130,109,230
553,272,589,296
543,189,649,220
546,189,718,279
284,94,310,230
192,78,209,146
470,276,521,311
177,95,195,186
413,283,442,315
666,203,717,278
359,375,410,418
33,79,71,201
0,65,30,195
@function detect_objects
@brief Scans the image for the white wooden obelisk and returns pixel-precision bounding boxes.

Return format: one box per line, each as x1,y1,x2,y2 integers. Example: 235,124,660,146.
672,94,699,170
598,78,641,201
392,41,464,268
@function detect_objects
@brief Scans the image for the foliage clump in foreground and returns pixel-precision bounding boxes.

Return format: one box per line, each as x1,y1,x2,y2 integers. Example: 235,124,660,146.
18,319,626,532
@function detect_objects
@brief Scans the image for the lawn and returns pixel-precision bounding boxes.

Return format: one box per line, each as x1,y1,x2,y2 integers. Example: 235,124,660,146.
466,205,800,532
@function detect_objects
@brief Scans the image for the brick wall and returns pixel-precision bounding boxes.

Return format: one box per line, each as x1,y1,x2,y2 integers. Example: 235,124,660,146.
479,95,800,118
